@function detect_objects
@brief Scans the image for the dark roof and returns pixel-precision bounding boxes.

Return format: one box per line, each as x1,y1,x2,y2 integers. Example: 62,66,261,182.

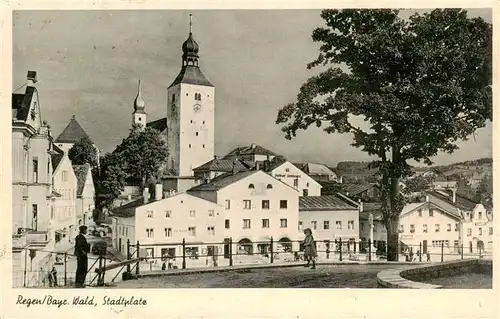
188,170,258,192
224,144,277,158
51,144,65,171
299,195,357,211
428,190,478,211
73,164,91,196
339,183,376,196
147,117,167,132
55,116,93,144
193,158,249,173
168,65,213,88
112,197,153,218
12,87,35,122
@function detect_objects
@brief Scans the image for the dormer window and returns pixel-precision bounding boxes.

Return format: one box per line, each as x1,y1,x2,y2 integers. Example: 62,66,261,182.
248,184,255,189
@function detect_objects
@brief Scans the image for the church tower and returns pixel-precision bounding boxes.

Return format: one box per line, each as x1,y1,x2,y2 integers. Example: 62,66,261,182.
133,79,147,129
167,15,215,179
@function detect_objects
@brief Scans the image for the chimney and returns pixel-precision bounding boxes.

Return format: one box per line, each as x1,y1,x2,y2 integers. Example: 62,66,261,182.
251,143,257,149
358,200,364,212
214,155,219,160
425,194,429,202
155,184,163,201
143,187,150,204
27,70,37,86
255,162,261,171
452,189,456,203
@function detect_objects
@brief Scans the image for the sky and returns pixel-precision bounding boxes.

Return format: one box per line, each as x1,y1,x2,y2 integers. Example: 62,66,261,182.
13,9,492,167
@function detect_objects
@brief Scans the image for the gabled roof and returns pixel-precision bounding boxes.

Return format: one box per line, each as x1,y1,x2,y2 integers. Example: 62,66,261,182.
51,144,65,171
147,117,167,132
12,87,35,122
169,65,214,88
299,195,357,211
402,199,463,220
112,197,153,218
55,116,93,144
73,164,91,196
188,170,258,192
303,163,336,176
428,190,478,212
224,143,277,158
193,158,250,173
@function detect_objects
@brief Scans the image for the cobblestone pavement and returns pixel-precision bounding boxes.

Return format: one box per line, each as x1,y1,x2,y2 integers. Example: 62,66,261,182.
114,264,395,288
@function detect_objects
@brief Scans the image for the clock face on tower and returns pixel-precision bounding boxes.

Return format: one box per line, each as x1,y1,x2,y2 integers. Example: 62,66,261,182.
193,104,201,112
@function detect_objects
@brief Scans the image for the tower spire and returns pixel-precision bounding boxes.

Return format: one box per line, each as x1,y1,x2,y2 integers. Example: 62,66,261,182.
134,79,145,111
189,14,193,34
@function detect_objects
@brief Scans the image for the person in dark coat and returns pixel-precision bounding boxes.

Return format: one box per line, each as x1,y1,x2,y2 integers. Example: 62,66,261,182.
74,225,90,288
302,228,317,269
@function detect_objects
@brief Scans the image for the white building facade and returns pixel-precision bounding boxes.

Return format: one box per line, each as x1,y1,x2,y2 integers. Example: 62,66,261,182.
112,189,224,268
188,170,301,255
299,195,360,258
269,161,322,197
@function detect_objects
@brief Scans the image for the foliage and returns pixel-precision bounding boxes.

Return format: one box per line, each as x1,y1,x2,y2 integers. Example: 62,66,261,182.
405,175,433,192
474,174,493,208
276,9,491,260
93,124,169,207
68,136,97,166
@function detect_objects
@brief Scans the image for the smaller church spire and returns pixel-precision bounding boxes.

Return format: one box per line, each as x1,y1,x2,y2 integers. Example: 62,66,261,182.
134,79,145,111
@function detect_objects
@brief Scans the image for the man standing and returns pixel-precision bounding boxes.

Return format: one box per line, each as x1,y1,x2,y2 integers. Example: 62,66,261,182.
74,225,90,288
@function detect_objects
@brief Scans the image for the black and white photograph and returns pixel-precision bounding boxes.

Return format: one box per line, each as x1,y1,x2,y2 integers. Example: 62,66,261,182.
8,6,494,297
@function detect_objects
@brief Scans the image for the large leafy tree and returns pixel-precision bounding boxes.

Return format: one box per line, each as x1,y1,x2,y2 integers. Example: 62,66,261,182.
94,124,169,208
276,9,491,260
68,136,98,166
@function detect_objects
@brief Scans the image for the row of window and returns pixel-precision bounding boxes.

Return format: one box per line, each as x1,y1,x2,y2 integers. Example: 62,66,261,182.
466,227,493,236
418,208,489,221
146,210,216,219
224,199,288,210
172,93,208,103
145,226,215,238
188,144,206,149
224,218,289,229
401,223,459,233
301,220,355,231
400,223,494,236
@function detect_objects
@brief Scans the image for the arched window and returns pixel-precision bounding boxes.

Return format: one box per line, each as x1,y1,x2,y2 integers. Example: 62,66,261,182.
267,184,273,189
248,184,255,189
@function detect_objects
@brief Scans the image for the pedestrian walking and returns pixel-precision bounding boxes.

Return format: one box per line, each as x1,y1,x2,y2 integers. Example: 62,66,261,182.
426,251,431,262
302,228,317,269
74,225,90,288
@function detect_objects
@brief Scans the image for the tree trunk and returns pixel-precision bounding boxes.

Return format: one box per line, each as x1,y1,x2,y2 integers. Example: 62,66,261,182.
385,217,400,261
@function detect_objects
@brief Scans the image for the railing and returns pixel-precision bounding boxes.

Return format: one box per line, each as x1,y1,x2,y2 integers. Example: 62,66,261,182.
12,247,124,288
123,237,492,277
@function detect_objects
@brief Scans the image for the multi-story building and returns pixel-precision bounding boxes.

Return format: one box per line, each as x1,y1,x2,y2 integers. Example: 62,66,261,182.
73,163,95,226
12,71,56,284
299,194,360,257
187,170,301,254
111,185,224,266
428,190,493,254
51,145,78,242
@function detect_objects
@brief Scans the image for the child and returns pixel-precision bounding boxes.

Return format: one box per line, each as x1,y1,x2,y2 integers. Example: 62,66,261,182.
302,228,317,269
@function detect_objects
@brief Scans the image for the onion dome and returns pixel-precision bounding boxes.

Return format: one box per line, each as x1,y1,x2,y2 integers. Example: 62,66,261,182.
133,79,146,113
